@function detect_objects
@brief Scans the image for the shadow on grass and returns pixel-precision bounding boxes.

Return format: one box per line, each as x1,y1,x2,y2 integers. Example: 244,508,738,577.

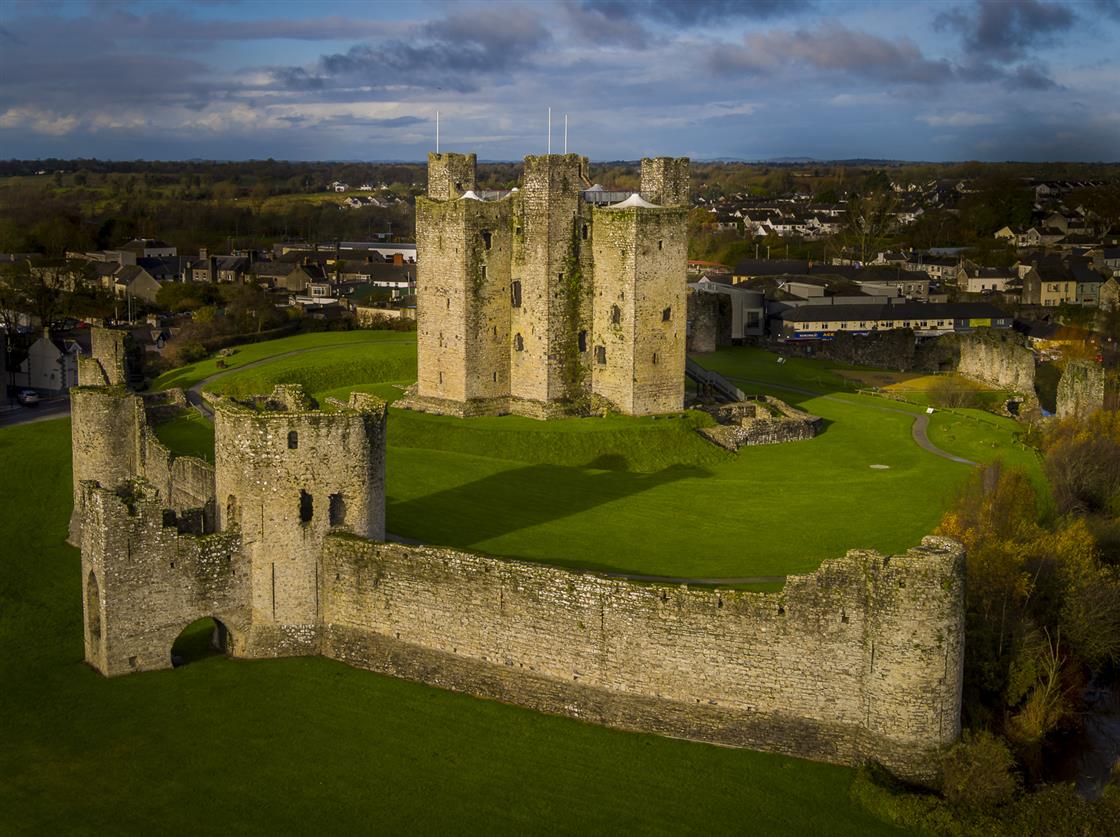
388,456,712,548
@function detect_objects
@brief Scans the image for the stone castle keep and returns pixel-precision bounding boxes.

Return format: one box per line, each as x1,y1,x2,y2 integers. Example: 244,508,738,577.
71,154,966,785
397,152,689,418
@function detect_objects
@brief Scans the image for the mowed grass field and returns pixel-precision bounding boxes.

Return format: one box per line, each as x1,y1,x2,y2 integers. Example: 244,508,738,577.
0,418,904,835
163,331,1041,578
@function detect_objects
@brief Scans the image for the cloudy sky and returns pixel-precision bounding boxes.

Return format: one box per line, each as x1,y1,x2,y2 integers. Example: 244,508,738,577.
0,0,1117,162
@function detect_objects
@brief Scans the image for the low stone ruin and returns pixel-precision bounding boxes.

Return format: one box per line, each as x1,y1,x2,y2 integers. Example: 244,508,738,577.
697,396,822,450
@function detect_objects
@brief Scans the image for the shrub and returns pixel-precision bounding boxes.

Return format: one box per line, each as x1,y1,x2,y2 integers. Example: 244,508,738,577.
928,375,981,409
940,731,1019,812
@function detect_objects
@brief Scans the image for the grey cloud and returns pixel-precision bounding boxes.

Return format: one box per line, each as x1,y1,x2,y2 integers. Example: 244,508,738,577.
584,0,813,25
273,6,551,94
1093,0,1120,18
1004,63,1059,89
936,0,1075,62
0,26,25,45
709,23,954,85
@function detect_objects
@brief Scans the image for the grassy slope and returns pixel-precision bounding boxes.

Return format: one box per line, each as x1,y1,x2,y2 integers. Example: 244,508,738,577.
176,336,1040,578
0,418,901,835
151,410,216,463
151,330,414,392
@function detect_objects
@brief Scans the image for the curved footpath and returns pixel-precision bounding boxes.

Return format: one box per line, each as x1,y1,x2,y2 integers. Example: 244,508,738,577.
728,375,978,466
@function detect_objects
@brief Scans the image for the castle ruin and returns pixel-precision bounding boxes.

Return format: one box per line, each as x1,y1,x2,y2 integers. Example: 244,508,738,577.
397,152,690,418
71,327,966,783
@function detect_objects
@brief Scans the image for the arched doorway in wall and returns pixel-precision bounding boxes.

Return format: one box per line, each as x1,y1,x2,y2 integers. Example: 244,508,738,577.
170,617,231,668
86,570,101,658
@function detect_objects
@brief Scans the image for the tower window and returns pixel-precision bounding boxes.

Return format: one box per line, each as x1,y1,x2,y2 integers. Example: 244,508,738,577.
446,297,450,309
329,493,346,526
511,280,522,308
652,352,658,365
578,330,587,352
581,224,589,241
481,230,492,250
493,371,497,382
514,333,524,352
287,431,298,450
658,239,663,250
662,306,672,322
595,346,607,365
611,305,621,325
299,490,313,525
481,265,487,279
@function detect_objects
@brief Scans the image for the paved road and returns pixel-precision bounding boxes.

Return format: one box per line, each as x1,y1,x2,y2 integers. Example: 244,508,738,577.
0,397,71,428
727,375,978,466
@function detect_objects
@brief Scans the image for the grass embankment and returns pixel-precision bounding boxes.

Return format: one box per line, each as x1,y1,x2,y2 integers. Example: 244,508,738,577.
151,329,414,392
0,418,901,835
151,409,216,463
172,336,1039,578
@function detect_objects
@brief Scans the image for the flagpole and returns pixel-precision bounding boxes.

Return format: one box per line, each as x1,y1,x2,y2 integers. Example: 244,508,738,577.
435,110,440,153
564,114,568,154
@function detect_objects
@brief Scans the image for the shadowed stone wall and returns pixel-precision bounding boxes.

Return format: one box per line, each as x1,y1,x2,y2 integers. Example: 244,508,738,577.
319,535,964,784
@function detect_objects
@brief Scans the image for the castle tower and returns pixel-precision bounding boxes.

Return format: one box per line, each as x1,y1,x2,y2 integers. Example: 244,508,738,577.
591,160,689,415
213,387,386,654
416,158,512,412
510,154,592,410
426,152,477,200
404,149,688,419
640,157,690,206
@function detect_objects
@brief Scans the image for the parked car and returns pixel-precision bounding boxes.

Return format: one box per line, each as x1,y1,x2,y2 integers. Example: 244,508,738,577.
16,389,40,406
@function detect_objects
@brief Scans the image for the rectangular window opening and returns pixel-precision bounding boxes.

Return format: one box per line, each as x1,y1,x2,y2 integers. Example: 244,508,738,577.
299,490,313,525
329,493,346,526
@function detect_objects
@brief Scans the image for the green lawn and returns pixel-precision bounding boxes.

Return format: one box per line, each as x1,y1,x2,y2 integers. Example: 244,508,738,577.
151,330,415,392
151,409,217,463
166,335,1041,579
0,418,902,835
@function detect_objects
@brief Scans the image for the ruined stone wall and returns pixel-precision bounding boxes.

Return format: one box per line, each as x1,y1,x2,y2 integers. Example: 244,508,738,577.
212,388,386,656
83,328,130,385
1056,360,1108,418
686,288,732,353
319,535,964,784
591,206,687,414
68,387,144,543
80,480,246,677
640,157,691,206
69,385,216,542
426,152,476,201
957,330,1035,395
811,329,918,370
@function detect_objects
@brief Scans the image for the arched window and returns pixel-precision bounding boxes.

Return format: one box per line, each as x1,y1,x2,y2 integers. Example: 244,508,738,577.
287,430,298,450
610,305,621,325
299,490,313,524
514,333,524,352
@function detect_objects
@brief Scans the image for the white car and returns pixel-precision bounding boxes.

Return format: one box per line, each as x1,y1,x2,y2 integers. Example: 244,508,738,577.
16,389,40,406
